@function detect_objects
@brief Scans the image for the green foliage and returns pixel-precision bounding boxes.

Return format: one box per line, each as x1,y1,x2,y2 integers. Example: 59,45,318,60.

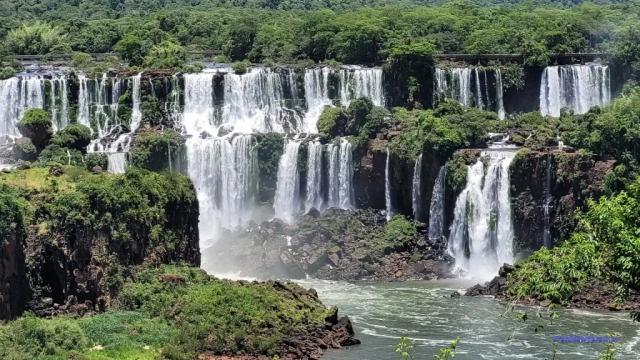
445,152,475,195
36,145,83,166
130,129,185,172
85,153,108,171
385,215,418,245
256,133,284,204
507,177,640,307
0,67,15,80
71,52,92,70
0,189,22,241
232,60,252,75
5,22,68,55
49,124,92,151
114,34,148,67
17,109,53,148
143,40,187,70
317,107,347,139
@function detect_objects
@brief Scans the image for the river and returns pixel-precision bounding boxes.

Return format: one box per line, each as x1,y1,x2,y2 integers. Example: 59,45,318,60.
293,279,640,360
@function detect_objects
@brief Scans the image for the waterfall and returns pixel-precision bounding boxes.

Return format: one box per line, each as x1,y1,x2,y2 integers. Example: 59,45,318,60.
326,138,354,209
50,75,69,131
433,68,473,107
288,69,298,108
385,147,392,221
183,73,215,136
186,135,257,240
543,155,553,249
448,151,515,278
77,74,92,129
129,73,143,132
434,69,448,103
428,166,446,240
274,139,301,223
94,74,124,137
339,67,384,107
167,75,182,127
474,69,483,110
223,68,302,134
108,153,127,174
539,64,611,117
0,76,45,138
484,71,491,109
303,67,331,133
496,69,505,120
305,140,323,212
412,154,422,220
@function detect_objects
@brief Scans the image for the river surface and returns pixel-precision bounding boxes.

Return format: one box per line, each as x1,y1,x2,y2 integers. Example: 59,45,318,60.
293,279,640,360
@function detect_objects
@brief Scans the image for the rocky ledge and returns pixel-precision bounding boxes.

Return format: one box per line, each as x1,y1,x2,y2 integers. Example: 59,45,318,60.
204,208,454,282
465,264,640,310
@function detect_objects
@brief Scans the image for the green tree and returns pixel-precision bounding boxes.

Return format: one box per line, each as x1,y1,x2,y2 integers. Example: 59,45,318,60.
114,34,148,66
5,22,68,55
143,40,186,70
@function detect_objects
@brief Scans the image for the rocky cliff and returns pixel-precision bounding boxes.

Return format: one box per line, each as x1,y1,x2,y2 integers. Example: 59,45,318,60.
0,166,200,320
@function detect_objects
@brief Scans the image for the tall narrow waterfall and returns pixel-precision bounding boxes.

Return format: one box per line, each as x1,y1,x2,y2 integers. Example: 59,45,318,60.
385,147,392,221
496,69,505,120
77,74,91,129
305,140,323,212
433,68,475,107
339,67,384,107
326,138,354,209
540,65,611,117
182,73,215,135
223,69,301,133
50,75,69,131
303,68,331,133
274,139,302,223
0,76,45,137
108,153,127,173
129,73,143,132
474,69,483,110
288,69,298,108
412,154,422,220
448,151,515,278
428,166,446,239
543,155,553,249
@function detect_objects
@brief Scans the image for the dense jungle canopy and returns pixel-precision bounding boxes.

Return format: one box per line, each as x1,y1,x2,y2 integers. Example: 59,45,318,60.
0,0,640,68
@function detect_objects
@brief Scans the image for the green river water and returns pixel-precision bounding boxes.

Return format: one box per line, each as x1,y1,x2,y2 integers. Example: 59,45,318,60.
292,279,640,360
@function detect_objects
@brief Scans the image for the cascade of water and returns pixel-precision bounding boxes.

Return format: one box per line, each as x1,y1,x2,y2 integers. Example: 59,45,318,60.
305,140,323,212
94,74,119,137
288,69,298,108
274,139,302,223
50,75,69,131
448,151,515,278
303,68,331,133
326,138,354,209
183,73,215,136
186,135,257,238
434,68,448,105
543,155,553,249
412,154,422,220
339,67,384,107
338,138,354,209
223,69,301,134
385,147,392,221
540,65,611,117
167,75,182,127
0,76,45,138
451,68,472,107
484,71,491,109
496,69,505,120
129,73,143,132
107,153,127,174
428,166,446,239
475,69,483,110
77,74,92,129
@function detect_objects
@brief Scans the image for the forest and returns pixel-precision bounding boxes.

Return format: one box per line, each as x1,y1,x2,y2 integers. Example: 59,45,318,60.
1,0,640,71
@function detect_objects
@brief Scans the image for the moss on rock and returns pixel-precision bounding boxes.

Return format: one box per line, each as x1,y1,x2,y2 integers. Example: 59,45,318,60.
130,128,185,172
17,109,53,148
49,124,92,152
13,137,37,161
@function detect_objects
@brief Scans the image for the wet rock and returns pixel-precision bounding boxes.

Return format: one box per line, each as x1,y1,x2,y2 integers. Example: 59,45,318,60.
450,291,461,297
217,125,234,137
48,164,64,176
91,166,103,174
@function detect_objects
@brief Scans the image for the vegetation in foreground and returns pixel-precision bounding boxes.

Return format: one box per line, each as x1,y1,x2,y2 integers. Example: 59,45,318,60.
0,265,332,360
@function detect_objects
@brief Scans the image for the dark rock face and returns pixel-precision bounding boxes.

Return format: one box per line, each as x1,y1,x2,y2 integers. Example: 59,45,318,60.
509,151,614,253
205,208,454,282
464,264,513,297
0,232,28,320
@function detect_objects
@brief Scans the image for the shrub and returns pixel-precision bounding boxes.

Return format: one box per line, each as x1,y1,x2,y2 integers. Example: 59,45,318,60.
143,40,187,70
50,124,92,151
13,137,37,161
232,60,251,75
36,145,83,166
317,107,347,139
130,129,185,172
85,153,108,171
17,109,53,148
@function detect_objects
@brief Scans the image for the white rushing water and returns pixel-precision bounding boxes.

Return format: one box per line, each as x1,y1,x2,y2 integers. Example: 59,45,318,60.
428,166,446,239
129,73,143,132
326,138,354,209
495,69,505,120
274,139,302,223
540,64,611,117
448,151,515,279
474,69,483,110
107,153,127,174
77,74,92,129
303,67,331,134
305,140,324,212
411,154,422,220
339,66,384,107
50,75,69,131
385,147,392,221
0,76,45,138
